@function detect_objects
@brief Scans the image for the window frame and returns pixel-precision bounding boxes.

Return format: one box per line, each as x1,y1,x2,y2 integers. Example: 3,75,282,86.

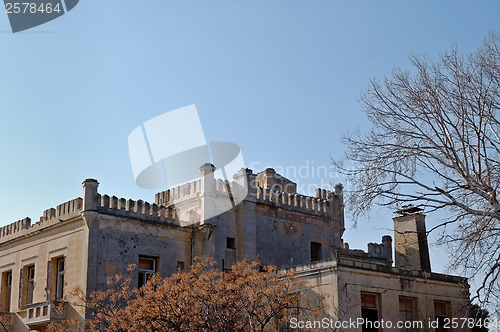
360,292,380,332
55,257,65,301
434,300,451,332
138,256,158,288
26,265,35,305
399,296,417,332
1,270,12,312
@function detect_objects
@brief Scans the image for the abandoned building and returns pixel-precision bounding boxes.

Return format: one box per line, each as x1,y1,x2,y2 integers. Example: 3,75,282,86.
0,164,469,331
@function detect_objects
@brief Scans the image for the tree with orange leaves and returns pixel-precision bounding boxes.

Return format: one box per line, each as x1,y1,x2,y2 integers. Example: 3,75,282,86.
50,258,321,332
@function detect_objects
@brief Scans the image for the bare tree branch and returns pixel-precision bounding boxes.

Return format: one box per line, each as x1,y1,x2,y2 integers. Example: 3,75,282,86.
333,31,500,310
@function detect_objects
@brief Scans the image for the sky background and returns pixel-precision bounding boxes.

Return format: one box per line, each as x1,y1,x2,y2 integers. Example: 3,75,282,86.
1,0,500,283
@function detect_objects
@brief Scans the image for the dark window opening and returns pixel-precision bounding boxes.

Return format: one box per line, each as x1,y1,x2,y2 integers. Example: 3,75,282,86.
310,242,322,262
226,237,236,250
176,261,185,272
361,293,379,332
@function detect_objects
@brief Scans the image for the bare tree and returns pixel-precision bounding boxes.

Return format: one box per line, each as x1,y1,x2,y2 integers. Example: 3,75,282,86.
333,31,500,308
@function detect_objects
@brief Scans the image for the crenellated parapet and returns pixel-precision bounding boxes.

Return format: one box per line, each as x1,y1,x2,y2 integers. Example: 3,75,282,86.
155,179,202,206
55,198,83,220
215,179,231,195
97,194,178,225
0,197,83,244
38,198,83,224
78,179,178,225
255,187,330,215
336,235,393,267
0,217,31,240
0,179,187,245
0,166,344,247
155,177,236,207
155,167,344,220
250,168,344,220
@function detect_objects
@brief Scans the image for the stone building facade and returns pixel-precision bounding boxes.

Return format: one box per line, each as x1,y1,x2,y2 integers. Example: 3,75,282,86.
291,207,469,331
0,165,469,331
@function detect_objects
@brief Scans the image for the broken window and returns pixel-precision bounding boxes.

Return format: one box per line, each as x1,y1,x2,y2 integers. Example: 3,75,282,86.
310,242,322,261
1,271,12,312
138,256,157,288
361,292,379,332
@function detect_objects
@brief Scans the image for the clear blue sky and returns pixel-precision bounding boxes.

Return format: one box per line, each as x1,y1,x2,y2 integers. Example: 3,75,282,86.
1,1,500,275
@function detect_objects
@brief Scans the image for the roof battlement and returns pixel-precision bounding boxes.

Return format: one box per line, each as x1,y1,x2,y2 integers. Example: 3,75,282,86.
253,169,343,219
0,189,183,245
154,167,343,219
0,197,83,244
97,194,178,225
155,179,202,206
1,166,342,244
255,187,334,217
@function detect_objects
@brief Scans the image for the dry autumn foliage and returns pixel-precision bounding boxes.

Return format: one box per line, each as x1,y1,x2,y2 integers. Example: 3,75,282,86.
49,258,321,332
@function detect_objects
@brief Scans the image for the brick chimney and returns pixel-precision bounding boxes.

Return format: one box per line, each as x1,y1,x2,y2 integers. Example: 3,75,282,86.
393,206,431,272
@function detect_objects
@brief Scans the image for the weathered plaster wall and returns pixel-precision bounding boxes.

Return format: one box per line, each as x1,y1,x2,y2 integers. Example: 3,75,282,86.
86,214,191,291
295,258,470,332
0,217,89,330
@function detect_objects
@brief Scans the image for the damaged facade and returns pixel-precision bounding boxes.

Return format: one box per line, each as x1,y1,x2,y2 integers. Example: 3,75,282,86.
0,165,469,331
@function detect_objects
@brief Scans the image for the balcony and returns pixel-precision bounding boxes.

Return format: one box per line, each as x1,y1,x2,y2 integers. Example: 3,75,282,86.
26,300,67,327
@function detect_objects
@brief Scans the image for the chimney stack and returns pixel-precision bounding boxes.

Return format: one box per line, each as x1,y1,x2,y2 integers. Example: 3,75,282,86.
382,235,393,265
393,206,431,272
